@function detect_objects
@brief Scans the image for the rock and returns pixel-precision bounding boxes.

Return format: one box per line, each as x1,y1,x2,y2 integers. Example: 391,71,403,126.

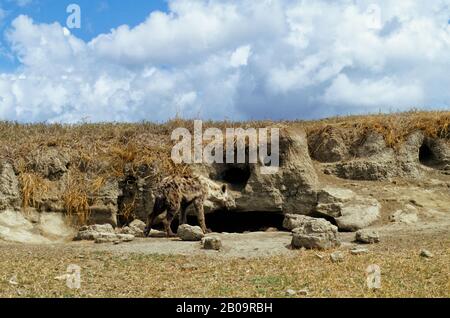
88,180,120,227
355,230,380,244
308,127,348,163
390,205,419,224
298,289,309,296
316,187,381,231
350,248,369,255
9,275,19,286
0,210,74,244
0,162,20,210
355,132,393,158
120,220,145,237
291,216,340,250
191,127,319,216
420,249,434,258
94,233,118,244
323,159,398,181
283,214,313,231
177,224,204,241
94,233,134,244
321,131,431,181
129,219,146,231
285,289,297,296
26,148,71,180
330,251,345,263
76,224,115,240
202,237,222,251
116,234,135,242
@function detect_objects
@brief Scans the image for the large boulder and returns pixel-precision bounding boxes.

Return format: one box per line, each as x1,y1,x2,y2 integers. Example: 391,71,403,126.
291,216,340,250
316,187,380,231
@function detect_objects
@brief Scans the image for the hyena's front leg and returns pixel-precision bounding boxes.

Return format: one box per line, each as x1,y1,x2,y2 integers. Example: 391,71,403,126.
144,212,158,237
193,198,209,234
144,197,165,237
163,208,178,237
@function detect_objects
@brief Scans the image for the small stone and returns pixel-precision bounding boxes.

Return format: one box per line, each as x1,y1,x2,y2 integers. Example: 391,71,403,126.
355,230,380,244
298,289,309,296
350,248,369,255
420,249,434,258
9,275,18,286
55,274,68,281
330,251,345,263
202,237,222,251
285,289,297,296
177,224,204,241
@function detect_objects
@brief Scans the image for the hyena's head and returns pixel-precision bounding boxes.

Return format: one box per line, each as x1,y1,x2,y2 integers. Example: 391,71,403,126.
199,176,236,210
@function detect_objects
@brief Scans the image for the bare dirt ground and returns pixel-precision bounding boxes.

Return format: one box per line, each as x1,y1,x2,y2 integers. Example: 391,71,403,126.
0,213,448,298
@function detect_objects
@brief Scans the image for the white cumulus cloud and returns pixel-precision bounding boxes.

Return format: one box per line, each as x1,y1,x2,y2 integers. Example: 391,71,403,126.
0,0,449,123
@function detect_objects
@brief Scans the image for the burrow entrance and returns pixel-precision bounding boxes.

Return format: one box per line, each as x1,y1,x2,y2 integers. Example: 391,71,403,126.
166,211,286,234
214,164,252,191
419,143,437,167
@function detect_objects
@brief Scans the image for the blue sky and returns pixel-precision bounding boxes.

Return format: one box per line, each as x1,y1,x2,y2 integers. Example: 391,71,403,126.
0,0,168,70
0,0,449,123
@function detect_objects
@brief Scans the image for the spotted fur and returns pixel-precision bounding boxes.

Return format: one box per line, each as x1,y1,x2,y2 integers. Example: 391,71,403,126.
144,175,209,237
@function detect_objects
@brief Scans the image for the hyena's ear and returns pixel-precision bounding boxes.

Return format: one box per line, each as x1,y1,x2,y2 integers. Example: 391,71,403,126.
221,184,227,193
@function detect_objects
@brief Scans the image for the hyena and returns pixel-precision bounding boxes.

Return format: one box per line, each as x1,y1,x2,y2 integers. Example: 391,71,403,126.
144,175,227,237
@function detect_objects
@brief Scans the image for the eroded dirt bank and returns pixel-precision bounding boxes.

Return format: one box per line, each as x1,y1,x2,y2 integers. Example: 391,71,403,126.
0,111,449,297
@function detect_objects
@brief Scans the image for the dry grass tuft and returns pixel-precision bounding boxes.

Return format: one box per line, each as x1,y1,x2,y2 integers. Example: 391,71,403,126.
303,110,449,149
19,172,49,211
62,171,91,225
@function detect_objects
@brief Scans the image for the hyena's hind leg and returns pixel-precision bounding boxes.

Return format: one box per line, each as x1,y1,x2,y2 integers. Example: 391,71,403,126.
193,197,209,234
